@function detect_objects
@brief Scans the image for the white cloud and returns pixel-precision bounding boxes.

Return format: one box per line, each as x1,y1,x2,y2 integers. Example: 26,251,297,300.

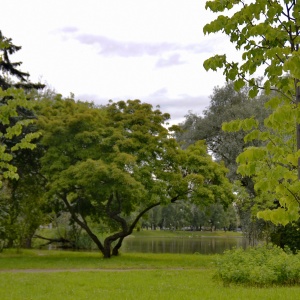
1,0,238,125
56,29,216,58
155,54,186,68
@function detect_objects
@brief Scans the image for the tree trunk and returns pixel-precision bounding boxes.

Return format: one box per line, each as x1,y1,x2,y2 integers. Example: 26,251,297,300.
22,230,38,249
61,195,106,256
22,235,33,249
112,237,125,256
102,243,112,258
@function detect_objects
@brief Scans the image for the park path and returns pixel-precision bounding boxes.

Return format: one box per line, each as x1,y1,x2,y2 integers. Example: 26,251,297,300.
0,267,186,273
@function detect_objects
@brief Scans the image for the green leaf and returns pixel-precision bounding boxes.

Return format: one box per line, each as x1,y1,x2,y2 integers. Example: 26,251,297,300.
249,87,259,98
234,78,245,91
284,53,300,79
244,129,260,142
203,55,226,71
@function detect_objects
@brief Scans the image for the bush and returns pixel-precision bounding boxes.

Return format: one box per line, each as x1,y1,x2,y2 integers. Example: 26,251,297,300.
214,244,300,286
271,221,300,253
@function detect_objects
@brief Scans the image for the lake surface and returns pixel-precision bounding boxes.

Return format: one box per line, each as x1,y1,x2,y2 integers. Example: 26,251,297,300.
122,236,247,254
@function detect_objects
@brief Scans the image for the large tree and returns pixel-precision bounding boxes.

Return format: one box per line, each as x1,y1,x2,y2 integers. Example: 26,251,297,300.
203,0,300,224
177,82,270,183
0,32,45,248
37,97,234,257
177,82,271,238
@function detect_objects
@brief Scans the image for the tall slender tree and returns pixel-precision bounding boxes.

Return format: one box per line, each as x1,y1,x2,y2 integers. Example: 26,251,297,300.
0,32,45,248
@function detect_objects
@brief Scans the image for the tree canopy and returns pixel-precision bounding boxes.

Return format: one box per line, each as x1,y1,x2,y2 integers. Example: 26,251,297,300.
203,0,299,100
177,82,273,240
37,97,234,257
0,32,47,249
0,32,44,188
203,0,300,225
177,82,270,183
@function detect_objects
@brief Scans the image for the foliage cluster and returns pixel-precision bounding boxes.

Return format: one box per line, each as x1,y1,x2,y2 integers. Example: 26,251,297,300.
270,220,300,254
223,96,300,224
203,0,300,226
0,30,44,187
0,88,41,187
0,31,46,249
215,244,300,286
0,29,235,255
2,0,300,261
177,82,270,182
32,95,235,257
141,200,238,232
203,0,299,99
177,82,273,242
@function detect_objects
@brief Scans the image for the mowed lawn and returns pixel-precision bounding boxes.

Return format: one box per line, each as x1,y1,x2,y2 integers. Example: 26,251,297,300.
0,250,299,300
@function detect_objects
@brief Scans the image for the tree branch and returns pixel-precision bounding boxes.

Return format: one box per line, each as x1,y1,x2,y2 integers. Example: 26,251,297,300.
33,234,75,248
59,192,105,252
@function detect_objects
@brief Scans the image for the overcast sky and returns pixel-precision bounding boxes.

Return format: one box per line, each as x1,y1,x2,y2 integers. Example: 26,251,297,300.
1,0,237,124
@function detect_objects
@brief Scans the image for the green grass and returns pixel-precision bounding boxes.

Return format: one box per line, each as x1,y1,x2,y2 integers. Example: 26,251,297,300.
0,249,216,270
2,269,300,300
130,229,243,238
0,250,299,299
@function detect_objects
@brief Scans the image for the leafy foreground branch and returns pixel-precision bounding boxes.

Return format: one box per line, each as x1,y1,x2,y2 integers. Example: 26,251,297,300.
37,97,234,258
215,244,300,287
203,0,300,225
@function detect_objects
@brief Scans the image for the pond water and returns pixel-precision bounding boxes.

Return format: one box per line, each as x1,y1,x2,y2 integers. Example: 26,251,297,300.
122,236,247,254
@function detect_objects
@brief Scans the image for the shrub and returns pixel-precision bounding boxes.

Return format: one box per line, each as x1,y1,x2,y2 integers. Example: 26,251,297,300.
214,244,300,286
271,221,300,253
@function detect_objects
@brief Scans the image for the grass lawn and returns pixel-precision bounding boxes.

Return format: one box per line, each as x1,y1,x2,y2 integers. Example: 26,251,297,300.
0,249,215,270
130,229,243,238
0,250,299,299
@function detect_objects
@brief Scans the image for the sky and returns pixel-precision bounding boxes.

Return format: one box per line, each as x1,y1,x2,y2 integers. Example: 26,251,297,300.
1,0,237,124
